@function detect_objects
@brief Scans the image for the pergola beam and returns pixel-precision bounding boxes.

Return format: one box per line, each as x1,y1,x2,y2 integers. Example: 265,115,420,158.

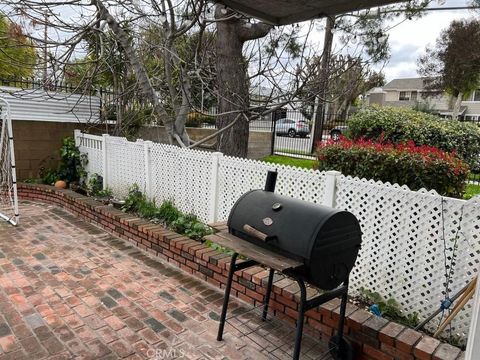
214,0,410,25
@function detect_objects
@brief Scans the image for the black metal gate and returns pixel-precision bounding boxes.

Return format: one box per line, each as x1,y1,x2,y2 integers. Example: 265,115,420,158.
270,110,349,158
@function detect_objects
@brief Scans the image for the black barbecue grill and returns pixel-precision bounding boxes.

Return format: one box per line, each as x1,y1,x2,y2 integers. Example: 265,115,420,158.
206,171,362,360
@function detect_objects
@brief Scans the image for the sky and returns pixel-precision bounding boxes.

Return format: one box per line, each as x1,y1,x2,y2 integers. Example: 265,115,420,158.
373,0,478,81
3,0,477,86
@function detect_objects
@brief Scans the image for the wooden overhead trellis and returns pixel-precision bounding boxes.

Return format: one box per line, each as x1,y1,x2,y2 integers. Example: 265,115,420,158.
213,0,408,25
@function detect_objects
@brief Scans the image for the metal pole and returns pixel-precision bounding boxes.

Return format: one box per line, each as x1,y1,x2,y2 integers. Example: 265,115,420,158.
292,278,307,360
336,278,349,353
466,276,480,360
0,98,18,225
217,252,238,341
262,269,275,321
43,11,48,84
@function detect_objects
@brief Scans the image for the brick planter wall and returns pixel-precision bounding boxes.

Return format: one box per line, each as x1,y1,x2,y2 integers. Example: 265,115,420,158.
17,183,464,360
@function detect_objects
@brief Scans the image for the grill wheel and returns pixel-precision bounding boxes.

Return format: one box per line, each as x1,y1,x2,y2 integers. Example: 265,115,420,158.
328,335,354,360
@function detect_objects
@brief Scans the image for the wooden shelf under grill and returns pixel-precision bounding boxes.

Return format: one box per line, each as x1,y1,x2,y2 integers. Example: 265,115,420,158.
206,222,303,272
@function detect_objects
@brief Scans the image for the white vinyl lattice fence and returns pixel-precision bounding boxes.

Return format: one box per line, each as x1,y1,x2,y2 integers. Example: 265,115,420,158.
75,131,480,341
336,177,480,338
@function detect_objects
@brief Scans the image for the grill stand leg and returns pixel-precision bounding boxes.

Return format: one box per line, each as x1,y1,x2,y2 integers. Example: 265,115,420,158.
217,252,238,341
336,279,349,354
292,278,307,360
262,268,275,321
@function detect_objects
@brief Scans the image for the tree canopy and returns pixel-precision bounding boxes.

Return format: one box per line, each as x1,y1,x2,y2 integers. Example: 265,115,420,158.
418,18,480,119
0,16,36,78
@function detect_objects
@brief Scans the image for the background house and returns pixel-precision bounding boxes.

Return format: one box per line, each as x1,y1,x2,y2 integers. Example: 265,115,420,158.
366,77,480,121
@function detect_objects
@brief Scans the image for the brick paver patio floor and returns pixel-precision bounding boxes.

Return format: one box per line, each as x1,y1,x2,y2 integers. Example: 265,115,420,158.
0,201,330,360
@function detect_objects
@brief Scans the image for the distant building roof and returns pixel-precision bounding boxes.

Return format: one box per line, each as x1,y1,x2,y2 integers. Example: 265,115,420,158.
383,78,426,91
366,87,386,95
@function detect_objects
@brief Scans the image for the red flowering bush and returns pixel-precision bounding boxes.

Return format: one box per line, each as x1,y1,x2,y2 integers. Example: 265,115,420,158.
347,106,480,170
316,137,469,197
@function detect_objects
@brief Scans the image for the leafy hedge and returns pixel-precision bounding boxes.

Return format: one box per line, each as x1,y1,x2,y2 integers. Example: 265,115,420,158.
316,138,469,197
348,106,480,170
186,112,216,127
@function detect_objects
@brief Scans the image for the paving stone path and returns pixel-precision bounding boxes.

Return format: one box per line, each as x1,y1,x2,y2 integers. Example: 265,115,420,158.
0,201,329,360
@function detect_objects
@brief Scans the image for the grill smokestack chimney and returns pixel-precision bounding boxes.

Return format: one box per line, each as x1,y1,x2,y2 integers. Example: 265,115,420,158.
264,170,277,192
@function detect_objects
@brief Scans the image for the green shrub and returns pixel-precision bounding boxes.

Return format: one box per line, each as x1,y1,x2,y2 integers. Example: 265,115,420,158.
156,200,181,225
41,136,87,185
348,106,480,169
316,138,469,198
171,214,212,241
121,184,145,213
57,137,87,183
119,185,211,241
186,112,216,127
87,174,103,196
86,174,112,197
41,168,60,186
137,198,159,219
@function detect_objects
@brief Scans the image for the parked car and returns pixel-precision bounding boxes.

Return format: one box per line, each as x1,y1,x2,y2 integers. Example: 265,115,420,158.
275,118,310,138
330,125,348,141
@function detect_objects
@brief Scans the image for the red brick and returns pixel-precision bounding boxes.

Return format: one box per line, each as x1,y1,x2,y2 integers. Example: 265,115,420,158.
380,343,414,360
275,294,297,309
305,308,321,321
414,336,441,360
307,318,333,336
252,270,270,285
237,292,255,305
319,297,341,318
432,343,461,360
231,282,246,294
396,328,422,354
245,289,264,302
104,316,125,331
364,343,394,360
379,321,405,346
362,316,389,339
0,335,17,353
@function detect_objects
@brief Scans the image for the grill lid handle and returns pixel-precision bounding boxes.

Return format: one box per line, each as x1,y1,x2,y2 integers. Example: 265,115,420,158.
243,224,274,242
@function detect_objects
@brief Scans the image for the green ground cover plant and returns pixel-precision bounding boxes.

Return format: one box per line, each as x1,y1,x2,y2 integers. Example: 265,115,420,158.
121,184,211,241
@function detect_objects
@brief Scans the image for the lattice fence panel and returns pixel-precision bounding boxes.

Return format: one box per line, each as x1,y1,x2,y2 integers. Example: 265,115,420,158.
76,134,103,178
217,156,326,221
150,143,214,223
335,176,480,339
106,137,145,198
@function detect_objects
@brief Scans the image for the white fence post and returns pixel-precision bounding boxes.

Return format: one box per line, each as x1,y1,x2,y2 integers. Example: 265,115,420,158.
102,134,109,190
74,129,81,147
144,140,153,198
466,275,480,360
323,170,341,208
209,152,223,223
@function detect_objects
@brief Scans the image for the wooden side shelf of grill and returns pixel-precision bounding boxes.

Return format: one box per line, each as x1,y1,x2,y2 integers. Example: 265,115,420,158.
206,222,303,272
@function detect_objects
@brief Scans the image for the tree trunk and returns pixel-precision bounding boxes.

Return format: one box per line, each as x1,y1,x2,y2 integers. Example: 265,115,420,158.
311,16,335,147
452,92,463,120
215,6,271,157
215,10,249,157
